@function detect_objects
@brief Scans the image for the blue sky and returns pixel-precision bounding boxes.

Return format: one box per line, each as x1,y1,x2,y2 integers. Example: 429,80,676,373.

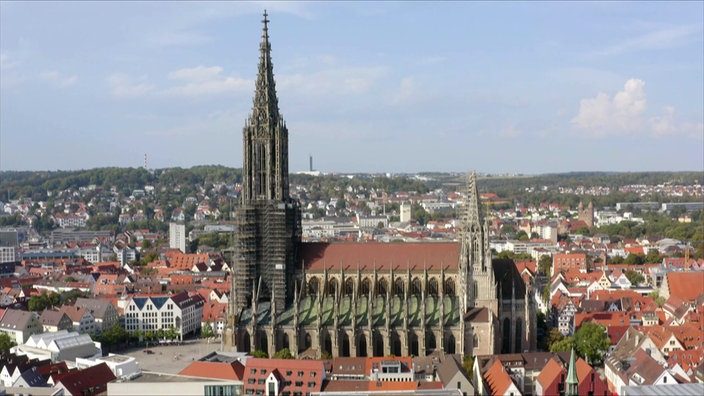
1,1,702,174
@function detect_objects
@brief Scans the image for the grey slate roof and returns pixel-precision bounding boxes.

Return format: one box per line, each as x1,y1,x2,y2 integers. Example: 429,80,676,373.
74,297,114,320
0,309,36,331
39,310,69,326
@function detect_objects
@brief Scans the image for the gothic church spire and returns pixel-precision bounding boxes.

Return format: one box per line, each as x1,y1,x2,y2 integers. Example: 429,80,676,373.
242,10,290,202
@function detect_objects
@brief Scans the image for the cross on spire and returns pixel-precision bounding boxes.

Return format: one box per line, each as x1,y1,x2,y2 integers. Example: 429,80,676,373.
262,10,269,33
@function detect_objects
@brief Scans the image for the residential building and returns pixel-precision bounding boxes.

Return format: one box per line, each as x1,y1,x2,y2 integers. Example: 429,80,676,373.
0,309,42,344
74,297,119,333
124,291,205,340
39,309,73,333
59,305,96,334
242,357,325,396
553,253,587,276
170,222,187,253
54,362,116,396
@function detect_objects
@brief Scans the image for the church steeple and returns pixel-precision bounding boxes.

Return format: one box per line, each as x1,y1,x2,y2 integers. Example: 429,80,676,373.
462,172,482,231
566,347,579,396
242,9,290,202
231,9,300,317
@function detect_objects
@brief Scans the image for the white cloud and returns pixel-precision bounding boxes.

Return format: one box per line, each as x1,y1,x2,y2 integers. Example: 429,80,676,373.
649,106,677,137
392,77,418,104
107,66,249,99
169,66,224,82
572,79,701,139
0,52,20,70
163,65,250,96
107,73,155,98
278,66,386,96
681,122,704,140
589,24,702,57
39,71,77,88
571,78,646,136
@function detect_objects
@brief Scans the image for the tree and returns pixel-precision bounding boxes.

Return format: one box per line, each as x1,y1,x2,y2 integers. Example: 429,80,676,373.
546,328,566,351
541,285,550,305
166,326,179,340
0,332,16,354
574,322,611,365
97,323,129,350
321,351,333,360
273,348,294,359
538,255,552,276
576,226,591,236
624,269,644,286
549,336,574,353
252,350,268,358
536,312,548,339
649,290,666,308
201,322,215,338
624,253,645,265
645,249,662,264
143,252,159,264
462,355,474,381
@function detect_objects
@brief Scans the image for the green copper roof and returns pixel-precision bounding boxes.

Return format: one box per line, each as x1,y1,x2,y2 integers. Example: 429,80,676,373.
240,294,462,328
566,347,579,396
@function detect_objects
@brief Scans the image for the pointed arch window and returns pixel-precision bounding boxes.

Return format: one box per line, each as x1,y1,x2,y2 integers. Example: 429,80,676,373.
428,278,439,296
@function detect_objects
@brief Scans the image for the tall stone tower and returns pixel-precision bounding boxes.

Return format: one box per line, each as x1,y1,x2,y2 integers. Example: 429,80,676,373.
230,11,301,315
577,201,595,227
459,172,496,313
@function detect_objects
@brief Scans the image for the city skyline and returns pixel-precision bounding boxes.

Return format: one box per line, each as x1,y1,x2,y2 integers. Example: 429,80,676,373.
1,1,702,174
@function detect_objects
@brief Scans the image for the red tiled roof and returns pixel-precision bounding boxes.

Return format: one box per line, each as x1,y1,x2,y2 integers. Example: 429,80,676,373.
484,359,515,395
243,358,325,395
301,242,459,272
165,252,210,270
58,305,89,323
202,301,227,322
666,272,704,302
535,357,565,391
179,361,244,380
56,362,116,395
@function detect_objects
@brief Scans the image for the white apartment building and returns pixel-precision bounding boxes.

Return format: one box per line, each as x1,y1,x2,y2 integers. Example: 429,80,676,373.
170,222,187,253
124,292,204,340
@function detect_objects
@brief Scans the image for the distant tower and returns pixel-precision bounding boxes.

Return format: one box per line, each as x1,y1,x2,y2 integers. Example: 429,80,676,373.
578,201,594,227
460,172,496,313
144,153,148,170
231,10,301,313
169,222,186,253
400,202,411,223
309,155,313,172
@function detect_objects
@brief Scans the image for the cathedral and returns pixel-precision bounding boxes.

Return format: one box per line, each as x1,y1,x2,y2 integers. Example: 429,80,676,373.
222,12,536,359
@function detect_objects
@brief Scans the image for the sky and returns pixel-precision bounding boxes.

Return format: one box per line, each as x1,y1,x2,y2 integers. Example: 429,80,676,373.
1,1,702,174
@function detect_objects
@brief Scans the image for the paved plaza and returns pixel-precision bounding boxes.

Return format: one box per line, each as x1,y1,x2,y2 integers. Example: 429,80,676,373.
121,338,222,374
